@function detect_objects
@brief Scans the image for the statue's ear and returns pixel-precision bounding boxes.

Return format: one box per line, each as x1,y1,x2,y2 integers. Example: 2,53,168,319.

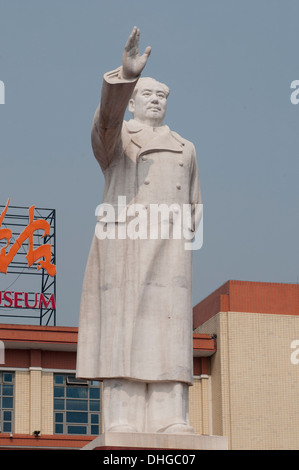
128,98,135,114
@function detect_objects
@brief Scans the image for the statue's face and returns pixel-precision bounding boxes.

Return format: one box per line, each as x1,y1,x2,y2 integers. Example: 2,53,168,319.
129,78,168,127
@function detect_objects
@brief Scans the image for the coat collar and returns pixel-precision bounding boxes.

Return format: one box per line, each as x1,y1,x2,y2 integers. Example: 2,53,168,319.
125,119,184,156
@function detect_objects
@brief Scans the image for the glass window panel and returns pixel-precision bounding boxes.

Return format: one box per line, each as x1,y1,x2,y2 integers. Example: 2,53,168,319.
2,397,13,409
3,422,11,433
66,399,88,411
66,387,88,399
67,425,87,435
54,399,64,410
3,373,13,383
89,400,100,412
54,387,64,398
90,381,100,386
91,414,99,424
55,412,63,423
54,375,64,385
55,423,63,434
66,412,88,423
67,376,88,385
91,425,99,435
2,385,13,396
3,411,11,421
89,388,100,399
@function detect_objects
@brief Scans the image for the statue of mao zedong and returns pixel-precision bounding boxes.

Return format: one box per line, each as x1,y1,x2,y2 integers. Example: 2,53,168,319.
76,27,202,434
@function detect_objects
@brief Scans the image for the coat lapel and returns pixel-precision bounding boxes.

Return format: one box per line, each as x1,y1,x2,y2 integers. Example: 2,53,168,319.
125,119,184,157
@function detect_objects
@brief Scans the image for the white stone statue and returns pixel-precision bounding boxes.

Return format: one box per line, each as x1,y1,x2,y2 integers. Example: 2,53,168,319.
76,27,202,434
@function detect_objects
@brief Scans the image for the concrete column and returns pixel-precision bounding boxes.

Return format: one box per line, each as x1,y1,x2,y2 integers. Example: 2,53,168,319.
29,367,42,434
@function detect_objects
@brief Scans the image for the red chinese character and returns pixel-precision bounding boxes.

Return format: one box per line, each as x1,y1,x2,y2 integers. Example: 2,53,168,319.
0,199,56,277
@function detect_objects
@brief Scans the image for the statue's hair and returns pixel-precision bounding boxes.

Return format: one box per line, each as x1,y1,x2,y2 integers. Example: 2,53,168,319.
131,77,170,99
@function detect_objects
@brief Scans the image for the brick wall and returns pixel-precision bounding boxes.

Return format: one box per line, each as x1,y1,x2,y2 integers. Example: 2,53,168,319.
196,311,299,449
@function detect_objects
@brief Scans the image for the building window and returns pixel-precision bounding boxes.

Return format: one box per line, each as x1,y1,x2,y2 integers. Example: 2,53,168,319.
53,374,101,435
0,371,14,433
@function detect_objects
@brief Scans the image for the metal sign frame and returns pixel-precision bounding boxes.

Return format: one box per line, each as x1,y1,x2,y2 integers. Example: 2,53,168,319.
0,202,56,325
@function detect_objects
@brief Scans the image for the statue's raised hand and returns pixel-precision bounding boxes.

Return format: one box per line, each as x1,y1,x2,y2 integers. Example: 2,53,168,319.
122,27,151,79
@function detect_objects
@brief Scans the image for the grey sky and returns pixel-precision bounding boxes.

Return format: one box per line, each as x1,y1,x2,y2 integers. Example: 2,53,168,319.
0,0,298,326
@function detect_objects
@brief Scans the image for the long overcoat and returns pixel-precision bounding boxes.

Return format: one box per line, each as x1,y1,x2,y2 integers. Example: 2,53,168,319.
76,68,201,385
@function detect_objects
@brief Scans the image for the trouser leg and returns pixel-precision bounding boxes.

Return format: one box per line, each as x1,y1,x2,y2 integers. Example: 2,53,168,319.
102,379,194,434
146,382,194,433
102,378,146,432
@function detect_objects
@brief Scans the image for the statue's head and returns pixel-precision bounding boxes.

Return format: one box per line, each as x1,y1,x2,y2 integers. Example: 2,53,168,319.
129,77,170,127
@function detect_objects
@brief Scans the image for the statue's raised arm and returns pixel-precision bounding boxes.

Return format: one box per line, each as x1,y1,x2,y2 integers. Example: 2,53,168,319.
91,27,151,171
121,26,151,79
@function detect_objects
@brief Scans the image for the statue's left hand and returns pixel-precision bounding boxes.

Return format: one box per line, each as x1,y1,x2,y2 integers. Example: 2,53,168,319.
122,26,151,79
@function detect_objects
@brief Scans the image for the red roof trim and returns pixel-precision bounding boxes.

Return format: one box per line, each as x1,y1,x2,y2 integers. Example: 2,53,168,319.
0,324,215,357
0,433,92,449
193,280,299,328
0,323,78,346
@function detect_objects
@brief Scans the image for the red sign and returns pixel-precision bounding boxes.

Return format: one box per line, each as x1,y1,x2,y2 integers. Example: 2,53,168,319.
0,291,56,309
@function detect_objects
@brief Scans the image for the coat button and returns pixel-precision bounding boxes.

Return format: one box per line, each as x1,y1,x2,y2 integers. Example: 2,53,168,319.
176,183,181,190
179,160,184,166
142,156,147,161
144,179,150,185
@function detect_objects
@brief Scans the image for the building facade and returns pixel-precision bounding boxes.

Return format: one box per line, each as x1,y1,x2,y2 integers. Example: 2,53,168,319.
0,280,298,450
194,280,299,450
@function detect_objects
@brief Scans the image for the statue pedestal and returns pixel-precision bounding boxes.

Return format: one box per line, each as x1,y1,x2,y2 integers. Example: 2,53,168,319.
81,432,228,451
